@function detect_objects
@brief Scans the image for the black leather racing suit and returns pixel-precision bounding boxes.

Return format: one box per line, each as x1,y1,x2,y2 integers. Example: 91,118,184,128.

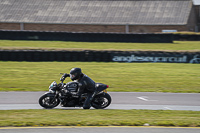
76,74,96,109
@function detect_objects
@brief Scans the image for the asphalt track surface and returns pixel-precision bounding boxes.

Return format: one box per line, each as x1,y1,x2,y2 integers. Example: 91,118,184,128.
0,92,200,110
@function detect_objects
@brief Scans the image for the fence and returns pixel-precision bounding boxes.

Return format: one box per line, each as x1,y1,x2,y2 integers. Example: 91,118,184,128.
0,50,199,63
0,30,173,43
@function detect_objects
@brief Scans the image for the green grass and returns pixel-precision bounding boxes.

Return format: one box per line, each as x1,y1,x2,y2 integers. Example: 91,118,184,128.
0,62,200,92
173,32,200,35
0,109,199,127
0,40,200,51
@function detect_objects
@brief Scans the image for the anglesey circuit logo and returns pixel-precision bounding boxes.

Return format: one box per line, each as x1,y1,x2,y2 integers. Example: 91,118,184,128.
112,54,200,63
189,55,200,63
112,54,187,63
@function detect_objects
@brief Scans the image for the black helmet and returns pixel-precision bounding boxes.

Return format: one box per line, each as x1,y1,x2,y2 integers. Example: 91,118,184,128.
70,68,82,80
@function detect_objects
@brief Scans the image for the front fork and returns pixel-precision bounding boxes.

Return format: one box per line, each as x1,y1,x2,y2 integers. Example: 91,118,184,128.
45,91,58,103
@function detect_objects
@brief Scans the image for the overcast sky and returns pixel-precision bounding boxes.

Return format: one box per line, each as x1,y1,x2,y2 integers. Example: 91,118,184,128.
193,0,200,5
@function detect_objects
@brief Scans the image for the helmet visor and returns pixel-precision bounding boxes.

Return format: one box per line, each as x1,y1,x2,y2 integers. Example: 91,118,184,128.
70,74,75,79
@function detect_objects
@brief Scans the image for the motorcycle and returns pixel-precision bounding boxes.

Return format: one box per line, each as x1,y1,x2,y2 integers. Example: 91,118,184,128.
39,73,112,109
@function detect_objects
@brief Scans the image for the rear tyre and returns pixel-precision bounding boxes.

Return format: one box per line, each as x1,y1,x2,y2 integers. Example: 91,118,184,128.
91,93,111,109
39,94,60,109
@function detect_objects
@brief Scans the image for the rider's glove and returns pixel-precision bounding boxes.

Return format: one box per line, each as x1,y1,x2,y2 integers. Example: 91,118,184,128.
60,73,70,81
63,73,70,78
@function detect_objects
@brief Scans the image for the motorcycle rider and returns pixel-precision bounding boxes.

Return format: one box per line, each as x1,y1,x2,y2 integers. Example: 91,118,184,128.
61,68,96,109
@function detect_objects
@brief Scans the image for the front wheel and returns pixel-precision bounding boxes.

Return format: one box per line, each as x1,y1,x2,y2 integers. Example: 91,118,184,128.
39,94,60,109
91,93,111,109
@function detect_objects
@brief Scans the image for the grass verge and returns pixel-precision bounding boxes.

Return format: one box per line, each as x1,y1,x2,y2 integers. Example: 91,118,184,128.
0,109,199,127
0,40,200,52
0,61,200,92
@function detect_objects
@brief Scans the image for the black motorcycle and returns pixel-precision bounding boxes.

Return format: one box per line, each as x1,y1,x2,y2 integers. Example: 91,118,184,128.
39,74,111,109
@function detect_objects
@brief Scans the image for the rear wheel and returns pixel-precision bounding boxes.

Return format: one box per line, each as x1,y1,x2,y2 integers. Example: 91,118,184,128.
39,94,60,109
91,93,111,109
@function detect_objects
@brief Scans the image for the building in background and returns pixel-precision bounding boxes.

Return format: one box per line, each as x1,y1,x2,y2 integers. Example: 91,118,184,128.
0,0,198,33
193,0,200,31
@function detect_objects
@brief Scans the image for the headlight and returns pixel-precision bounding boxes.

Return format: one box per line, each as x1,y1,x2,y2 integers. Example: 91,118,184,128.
49,81,57,89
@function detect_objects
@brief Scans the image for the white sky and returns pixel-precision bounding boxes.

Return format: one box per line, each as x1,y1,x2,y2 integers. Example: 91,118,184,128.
193,0,200,5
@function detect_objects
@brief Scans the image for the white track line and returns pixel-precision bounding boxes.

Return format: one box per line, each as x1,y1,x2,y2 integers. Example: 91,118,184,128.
137,96,149,101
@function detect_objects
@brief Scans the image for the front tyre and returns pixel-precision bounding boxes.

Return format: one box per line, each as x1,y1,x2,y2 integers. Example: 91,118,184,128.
91,93,111,109
39,94,60,109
